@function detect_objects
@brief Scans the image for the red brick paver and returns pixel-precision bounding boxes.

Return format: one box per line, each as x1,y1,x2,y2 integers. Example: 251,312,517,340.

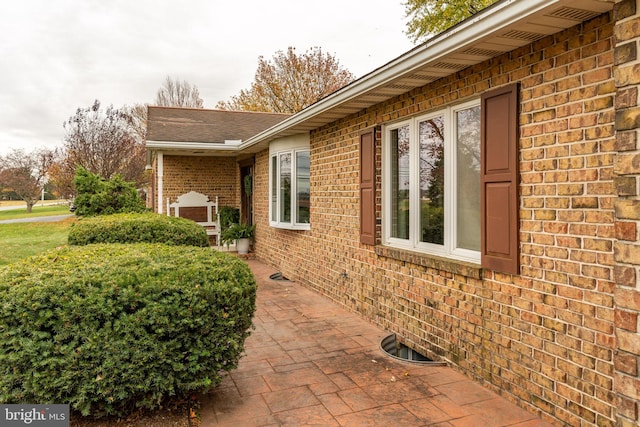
198,260,555,426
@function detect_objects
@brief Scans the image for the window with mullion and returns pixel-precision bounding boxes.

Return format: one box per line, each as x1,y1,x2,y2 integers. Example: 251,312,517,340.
384,100,480,263
270,148,311,230
390,123,410,240
279,152,292,223
418,114,445,246
295,151,310,224
455,104,481,253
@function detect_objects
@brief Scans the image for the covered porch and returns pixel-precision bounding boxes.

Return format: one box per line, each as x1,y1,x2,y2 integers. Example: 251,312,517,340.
146,106,291,242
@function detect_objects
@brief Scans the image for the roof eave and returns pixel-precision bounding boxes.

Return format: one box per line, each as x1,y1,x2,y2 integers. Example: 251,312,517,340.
239,0,613,150
147,140,239,153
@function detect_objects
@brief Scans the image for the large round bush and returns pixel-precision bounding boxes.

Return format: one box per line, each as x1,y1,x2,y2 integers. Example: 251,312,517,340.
0,243,256,417
72,166,147,216
68,212,210,247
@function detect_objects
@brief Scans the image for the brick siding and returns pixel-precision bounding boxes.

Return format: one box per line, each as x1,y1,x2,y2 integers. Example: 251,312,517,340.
613,0,640,426
253,13,619,426
161,155,240,209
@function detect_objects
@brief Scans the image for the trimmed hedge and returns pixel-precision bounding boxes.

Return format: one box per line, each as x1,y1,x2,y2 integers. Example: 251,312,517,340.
0,243,256,417
68,213,210,247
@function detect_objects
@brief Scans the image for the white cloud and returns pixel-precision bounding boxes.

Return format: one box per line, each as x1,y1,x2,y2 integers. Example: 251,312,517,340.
0,0,414,155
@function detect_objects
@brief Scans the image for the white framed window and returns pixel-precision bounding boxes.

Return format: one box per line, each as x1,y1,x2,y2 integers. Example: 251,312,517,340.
383,99,481,263
269,136,310,230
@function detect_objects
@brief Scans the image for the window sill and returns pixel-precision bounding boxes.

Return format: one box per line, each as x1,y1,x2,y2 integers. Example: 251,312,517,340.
375,246,483,280
269,223,310,231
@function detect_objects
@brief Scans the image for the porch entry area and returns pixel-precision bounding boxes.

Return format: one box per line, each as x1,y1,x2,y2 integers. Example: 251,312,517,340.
167,191,220,246
156,155,257,248
239,159,254,226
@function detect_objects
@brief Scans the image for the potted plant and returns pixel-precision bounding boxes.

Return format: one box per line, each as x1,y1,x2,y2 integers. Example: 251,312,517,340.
218,206,240,233
220,223,255,254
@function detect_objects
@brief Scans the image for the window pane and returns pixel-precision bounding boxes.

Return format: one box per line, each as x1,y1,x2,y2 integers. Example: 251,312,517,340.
279,153,291,223
296,151,310,224
271,155,277,221
419,116,444,245
456,105,481,250
390,125,410,239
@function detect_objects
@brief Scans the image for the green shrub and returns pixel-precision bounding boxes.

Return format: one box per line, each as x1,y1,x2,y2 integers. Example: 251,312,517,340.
68,213,209,247
73,167,146,216
0,243,256,417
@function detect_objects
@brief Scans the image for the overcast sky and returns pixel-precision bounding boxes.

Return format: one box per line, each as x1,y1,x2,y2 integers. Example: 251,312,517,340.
0,1,415,156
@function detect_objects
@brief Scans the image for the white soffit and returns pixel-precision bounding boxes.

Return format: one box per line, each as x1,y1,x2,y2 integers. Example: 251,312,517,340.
240,0,614,151
146,140,240,157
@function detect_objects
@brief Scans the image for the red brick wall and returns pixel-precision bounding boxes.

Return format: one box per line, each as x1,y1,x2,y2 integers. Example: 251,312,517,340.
254,14,617,426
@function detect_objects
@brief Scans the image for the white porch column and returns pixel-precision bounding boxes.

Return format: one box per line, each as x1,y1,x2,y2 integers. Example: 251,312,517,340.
157,151,164,214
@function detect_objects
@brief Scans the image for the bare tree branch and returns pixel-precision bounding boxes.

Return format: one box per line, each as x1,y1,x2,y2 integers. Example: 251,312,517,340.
50,100,147,198
155,76,204,108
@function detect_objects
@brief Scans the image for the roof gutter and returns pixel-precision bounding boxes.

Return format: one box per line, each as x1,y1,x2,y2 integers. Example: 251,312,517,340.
238,0,577,149
146,140,240,152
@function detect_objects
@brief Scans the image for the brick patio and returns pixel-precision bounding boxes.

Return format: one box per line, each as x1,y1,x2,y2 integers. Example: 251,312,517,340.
198,260,555,426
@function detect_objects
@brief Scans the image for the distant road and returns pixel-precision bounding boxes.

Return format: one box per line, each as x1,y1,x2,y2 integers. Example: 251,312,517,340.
0,214,74,224
0,200,69,211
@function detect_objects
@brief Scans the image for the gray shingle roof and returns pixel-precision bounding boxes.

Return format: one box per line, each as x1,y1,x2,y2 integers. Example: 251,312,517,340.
147,107,290,144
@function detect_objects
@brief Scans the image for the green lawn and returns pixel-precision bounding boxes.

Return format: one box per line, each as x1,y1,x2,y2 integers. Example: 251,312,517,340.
0,218,75,266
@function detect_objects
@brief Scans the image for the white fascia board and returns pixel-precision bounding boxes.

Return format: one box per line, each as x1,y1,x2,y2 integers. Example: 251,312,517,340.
239,0,574,150
146,140,239,152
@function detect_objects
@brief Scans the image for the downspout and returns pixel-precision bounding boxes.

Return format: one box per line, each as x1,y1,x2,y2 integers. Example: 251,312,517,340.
157,151,164,214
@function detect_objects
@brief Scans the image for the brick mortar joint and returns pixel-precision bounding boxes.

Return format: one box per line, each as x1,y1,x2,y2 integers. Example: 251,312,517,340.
612,41,640,70
614,62,640,75
613,2,640,26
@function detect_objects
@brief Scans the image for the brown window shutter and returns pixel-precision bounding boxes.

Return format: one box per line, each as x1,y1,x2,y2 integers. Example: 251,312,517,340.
360,128,376,245
481,83,519,274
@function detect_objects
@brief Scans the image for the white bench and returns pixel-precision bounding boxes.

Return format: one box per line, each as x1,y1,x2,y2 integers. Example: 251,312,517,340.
167,191,220,246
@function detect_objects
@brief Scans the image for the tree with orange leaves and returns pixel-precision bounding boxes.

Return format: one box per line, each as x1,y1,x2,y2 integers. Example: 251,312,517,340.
216,47,355,114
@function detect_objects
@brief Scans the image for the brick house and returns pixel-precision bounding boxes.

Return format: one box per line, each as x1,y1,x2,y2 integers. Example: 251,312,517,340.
146,107,289,225
147,0,640,425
